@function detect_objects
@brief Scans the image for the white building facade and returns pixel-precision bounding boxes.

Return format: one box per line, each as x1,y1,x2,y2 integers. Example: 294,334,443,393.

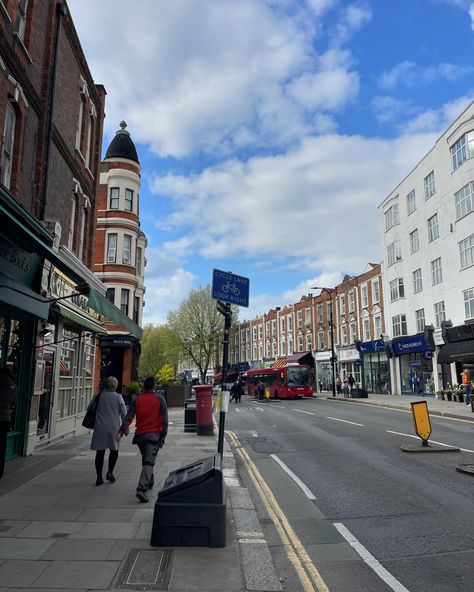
379,102,474,396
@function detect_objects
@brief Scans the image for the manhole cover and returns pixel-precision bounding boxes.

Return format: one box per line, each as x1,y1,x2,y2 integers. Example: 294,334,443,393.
115,548,174,590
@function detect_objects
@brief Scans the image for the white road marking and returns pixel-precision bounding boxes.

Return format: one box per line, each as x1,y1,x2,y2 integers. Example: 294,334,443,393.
327,416,364,426
255,406,265,411
292,409,315,416
334,522,411,592
251,431,258,437
386,430,474,452
268,404,286,408
270,454,317,500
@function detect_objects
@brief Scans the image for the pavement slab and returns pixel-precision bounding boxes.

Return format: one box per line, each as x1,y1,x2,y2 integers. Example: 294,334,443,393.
15,521,85,538
30,559,120,589
72,521,140,539
0,559,50,587
0,538,55,560
40,539,116,561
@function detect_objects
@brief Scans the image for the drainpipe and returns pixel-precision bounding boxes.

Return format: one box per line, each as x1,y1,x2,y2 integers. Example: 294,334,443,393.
39,2,67,221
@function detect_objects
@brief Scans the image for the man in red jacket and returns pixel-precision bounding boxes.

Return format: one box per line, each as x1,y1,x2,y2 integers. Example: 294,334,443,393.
119,376,168,502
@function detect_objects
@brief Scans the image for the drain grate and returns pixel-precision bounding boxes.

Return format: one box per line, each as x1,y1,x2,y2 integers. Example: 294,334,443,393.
115,548,174,590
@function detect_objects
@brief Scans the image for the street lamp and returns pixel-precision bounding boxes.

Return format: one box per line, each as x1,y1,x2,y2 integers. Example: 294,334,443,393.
312,287,336,397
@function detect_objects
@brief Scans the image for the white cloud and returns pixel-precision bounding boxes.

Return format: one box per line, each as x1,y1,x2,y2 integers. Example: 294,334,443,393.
150,130,438,277
68,0,362,158
379,60,474,90
143,266,196,325
332,3,372,46
470,3,474,29
372,96,417,124
402,94,474,134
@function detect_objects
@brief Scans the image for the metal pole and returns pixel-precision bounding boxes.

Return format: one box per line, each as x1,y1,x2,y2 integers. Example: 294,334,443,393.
328,292,336,397
217,302,231,456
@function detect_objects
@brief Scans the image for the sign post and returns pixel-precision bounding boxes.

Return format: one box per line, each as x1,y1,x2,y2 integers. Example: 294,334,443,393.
411,401,432,447
212,269,249,457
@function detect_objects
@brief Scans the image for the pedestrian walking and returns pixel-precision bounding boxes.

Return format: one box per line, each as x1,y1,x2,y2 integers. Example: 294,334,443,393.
336,375,342,395
256,380,265,401
119,376,168,503
89,376,127,486
0,367,17,479
318,379,323,393
461,368,471,405
348,373,355,390
230,380,243,403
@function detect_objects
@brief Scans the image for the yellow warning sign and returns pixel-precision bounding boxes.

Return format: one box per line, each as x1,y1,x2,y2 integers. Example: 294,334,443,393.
411,400,432,444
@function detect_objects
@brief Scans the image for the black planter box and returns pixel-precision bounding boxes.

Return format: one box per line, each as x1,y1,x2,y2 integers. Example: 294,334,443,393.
350,388,368,398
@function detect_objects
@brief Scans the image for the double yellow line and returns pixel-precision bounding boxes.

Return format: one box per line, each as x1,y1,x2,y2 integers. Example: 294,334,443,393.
226,430,330,592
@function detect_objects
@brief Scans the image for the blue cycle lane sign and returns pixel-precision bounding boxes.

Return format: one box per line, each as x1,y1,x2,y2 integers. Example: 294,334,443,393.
212,269,249,308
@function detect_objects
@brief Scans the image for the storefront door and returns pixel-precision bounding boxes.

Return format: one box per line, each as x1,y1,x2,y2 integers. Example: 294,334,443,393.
37,349,54,436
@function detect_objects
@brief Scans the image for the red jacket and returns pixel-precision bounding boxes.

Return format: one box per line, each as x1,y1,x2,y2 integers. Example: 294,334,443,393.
121,390,168,437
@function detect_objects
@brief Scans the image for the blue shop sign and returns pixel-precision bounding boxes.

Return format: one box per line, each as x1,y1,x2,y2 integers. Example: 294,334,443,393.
359,339,385,354
392,335,429,356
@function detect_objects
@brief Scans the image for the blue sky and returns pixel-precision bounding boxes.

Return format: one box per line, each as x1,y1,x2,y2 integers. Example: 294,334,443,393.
69,0,474,325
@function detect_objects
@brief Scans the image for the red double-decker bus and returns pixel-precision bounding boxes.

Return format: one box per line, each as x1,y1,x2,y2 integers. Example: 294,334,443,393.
246,364,313,399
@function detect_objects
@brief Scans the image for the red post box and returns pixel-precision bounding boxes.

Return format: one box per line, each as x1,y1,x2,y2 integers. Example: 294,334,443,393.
194,385,214,436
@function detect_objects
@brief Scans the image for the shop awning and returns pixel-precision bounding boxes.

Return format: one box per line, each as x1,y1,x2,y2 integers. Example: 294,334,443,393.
59,304,106,334
272,357,286,368
0,272,49,320
286,351,315,366
88,289,143,339
437,341,474,363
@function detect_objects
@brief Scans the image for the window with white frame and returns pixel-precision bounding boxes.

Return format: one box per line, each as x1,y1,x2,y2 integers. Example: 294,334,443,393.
122,234,132,264
459,234,474,269
17,0,29,42
431,257,443,285
297,310,302,328
341,324,348,345
258,325,262,339
389,277,405,301
374,315,382,338
106,288,115,303
136,247,142,275
76,84,88,154
297,336,303,352
384,203,399,231
424,171,435,200
280,339,286,356
78,197,90,260
1,103,16,189
121,288,130,316
125,188,133,211
363,318,370,341
434,301,445,328
450,133,473,170
387,240,401,266
317,304,323,323
409,229,420,254
106,233,117,263
407,189,416,215
272,319,276,335
252,327,257,340
306,334,312,350
464,288,474,319
350,322,357,343
415,309,425,333
67,194,77,251
340,295,346,316
272,342,277,357
349,291,355,312
427,213,439,242
280,317,285,333
266,341,270,358
304,307,311,325
253,345,257,359
392,314,407,337
318,331,324,349
372,279,380,303
455,182,473,220
361,285,368,308
413,268,422,294
287,315,292,331
109,187,119,209
266,321,270,335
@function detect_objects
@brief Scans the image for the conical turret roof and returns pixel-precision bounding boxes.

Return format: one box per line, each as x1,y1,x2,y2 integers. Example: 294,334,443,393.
104,121,139,164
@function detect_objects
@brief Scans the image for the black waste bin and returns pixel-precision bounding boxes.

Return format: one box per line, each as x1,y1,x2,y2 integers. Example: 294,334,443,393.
184,398,196,433
150,453,226,548
350,388,368,398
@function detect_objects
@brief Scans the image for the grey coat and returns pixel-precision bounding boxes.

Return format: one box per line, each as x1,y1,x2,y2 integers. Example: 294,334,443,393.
90,389,127,451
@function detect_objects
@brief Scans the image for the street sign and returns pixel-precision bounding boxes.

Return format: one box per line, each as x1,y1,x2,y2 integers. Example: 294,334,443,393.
411,400,432,446
212,269,249,308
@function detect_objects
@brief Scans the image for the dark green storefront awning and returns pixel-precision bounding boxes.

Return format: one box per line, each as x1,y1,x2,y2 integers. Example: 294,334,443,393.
0,272,49,320
59,304,107,335
88,290,143,340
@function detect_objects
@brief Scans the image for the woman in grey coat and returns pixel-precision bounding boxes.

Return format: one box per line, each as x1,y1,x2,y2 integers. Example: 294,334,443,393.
89,376,127,486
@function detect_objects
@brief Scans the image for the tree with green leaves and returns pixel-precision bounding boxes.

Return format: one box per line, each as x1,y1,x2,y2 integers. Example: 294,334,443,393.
167,285,238,383
138,324,180,377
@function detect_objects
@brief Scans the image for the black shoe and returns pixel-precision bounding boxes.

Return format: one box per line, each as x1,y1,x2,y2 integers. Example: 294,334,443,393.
96,477,104,486
106,472,116,483
136,490,149,503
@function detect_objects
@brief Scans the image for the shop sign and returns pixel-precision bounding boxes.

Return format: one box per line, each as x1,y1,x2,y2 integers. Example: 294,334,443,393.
392,335,429,356
49,268,101,322
446,324,474,343
338,347,360,362
359,339,384,354
433,329,445,346
315,351,331,361
0,235,41,287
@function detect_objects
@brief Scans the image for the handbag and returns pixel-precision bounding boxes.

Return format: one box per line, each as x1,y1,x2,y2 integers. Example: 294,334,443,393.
82,392,101,429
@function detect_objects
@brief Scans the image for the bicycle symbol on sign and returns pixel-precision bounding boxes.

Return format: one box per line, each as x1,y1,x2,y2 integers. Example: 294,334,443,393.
222,282,240,296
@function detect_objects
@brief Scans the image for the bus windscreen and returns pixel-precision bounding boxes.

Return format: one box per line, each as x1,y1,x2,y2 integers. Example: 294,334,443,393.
287,366,310,386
